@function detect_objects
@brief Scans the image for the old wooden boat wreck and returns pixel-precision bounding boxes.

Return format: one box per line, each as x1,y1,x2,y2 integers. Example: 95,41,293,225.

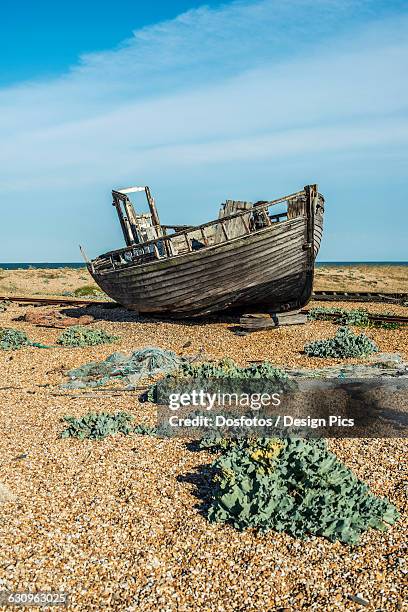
86,184,325,317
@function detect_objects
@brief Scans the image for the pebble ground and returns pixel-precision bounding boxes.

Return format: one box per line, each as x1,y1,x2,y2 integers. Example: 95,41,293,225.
0,298,407,611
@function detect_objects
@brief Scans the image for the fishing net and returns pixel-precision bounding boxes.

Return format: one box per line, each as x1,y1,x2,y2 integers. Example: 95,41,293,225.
63,347,184,389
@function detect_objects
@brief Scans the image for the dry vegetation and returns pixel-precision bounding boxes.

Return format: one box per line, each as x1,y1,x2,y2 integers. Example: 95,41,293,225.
0,266,407,610
314,265,408,293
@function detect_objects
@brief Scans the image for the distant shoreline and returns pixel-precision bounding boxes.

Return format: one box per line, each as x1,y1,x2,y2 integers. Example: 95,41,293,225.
0,261,407,270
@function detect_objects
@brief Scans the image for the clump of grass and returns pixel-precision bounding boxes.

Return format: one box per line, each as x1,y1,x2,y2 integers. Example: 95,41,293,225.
57,326,118,347
39,271,60,279
73,285,104,297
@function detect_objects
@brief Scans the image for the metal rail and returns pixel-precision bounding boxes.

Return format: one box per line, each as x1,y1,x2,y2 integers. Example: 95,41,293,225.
304,309,408,325
1,291,408,311
0,295,112,307
312,291,408,304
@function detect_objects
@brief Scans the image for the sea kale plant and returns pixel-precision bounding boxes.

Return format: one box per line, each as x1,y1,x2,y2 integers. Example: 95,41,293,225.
0,327,31,350
150,358,293,404
57,325,118,347
304,326,378,358
61,411,134,440
177,358,289,381
207,437,398,544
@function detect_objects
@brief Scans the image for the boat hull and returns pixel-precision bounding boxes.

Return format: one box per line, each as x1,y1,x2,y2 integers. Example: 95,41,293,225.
89,210,324,317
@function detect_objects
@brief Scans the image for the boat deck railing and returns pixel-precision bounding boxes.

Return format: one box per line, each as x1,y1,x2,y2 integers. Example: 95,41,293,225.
92,189,312,272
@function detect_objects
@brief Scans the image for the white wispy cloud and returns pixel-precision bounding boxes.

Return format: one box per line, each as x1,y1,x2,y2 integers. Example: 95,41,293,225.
0,0,407,259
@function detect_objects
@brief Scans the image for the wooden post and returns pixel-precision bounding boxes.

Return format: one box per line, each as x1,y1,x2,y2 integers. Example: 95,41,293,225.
200,227,209,246
145,186,161,233
112,195,134,246
220,220,229,241
304,184,317,256
240,215,250,234
167,238,176,256
184,232,192,252
122,197,139,244
262,209,271,226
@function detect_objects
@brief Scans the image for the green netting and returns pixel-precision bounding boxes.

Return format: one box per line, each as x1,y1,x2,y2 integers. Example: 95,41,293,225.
63,347,184,389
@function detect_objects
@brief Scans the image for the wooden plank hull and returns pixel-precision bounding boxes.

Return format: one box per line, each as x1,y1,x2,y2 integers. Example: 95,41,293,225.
90,209,324,317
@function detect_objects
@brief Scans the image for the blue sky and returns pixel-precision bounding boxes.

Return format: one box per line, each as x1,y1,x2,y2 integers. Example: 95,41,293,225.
0,0,407,262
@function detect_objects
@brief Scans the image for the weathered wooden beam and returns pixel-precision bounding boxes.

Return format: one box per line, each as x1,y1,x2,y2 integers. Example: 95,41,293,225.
184,233,192,252
145,186,161,230
200,227,209,246
239,310,307,330
240,215,250,234
112,195,135,247
162,224,194,231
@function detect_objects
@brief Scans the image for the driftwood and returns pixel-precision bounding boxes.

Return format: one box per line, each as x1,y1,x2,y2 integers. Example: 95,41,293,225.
239,311,308,331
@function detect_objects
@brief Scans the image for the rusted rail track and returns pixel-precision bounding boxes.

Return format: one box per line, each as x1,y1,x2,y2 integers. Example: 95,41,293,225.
0,295,112,307
1,291,408,310
304,311,408,325
312,290,408,304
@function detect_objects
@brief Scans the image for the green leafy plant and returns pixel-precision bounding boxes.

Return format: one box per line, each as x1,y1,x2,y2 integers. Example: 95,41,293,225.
57,326,118,347
133,424,157,436
61,411,134,440
60,412,158,440
0,328,31,350
207,437,399,544
304,326,378,358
